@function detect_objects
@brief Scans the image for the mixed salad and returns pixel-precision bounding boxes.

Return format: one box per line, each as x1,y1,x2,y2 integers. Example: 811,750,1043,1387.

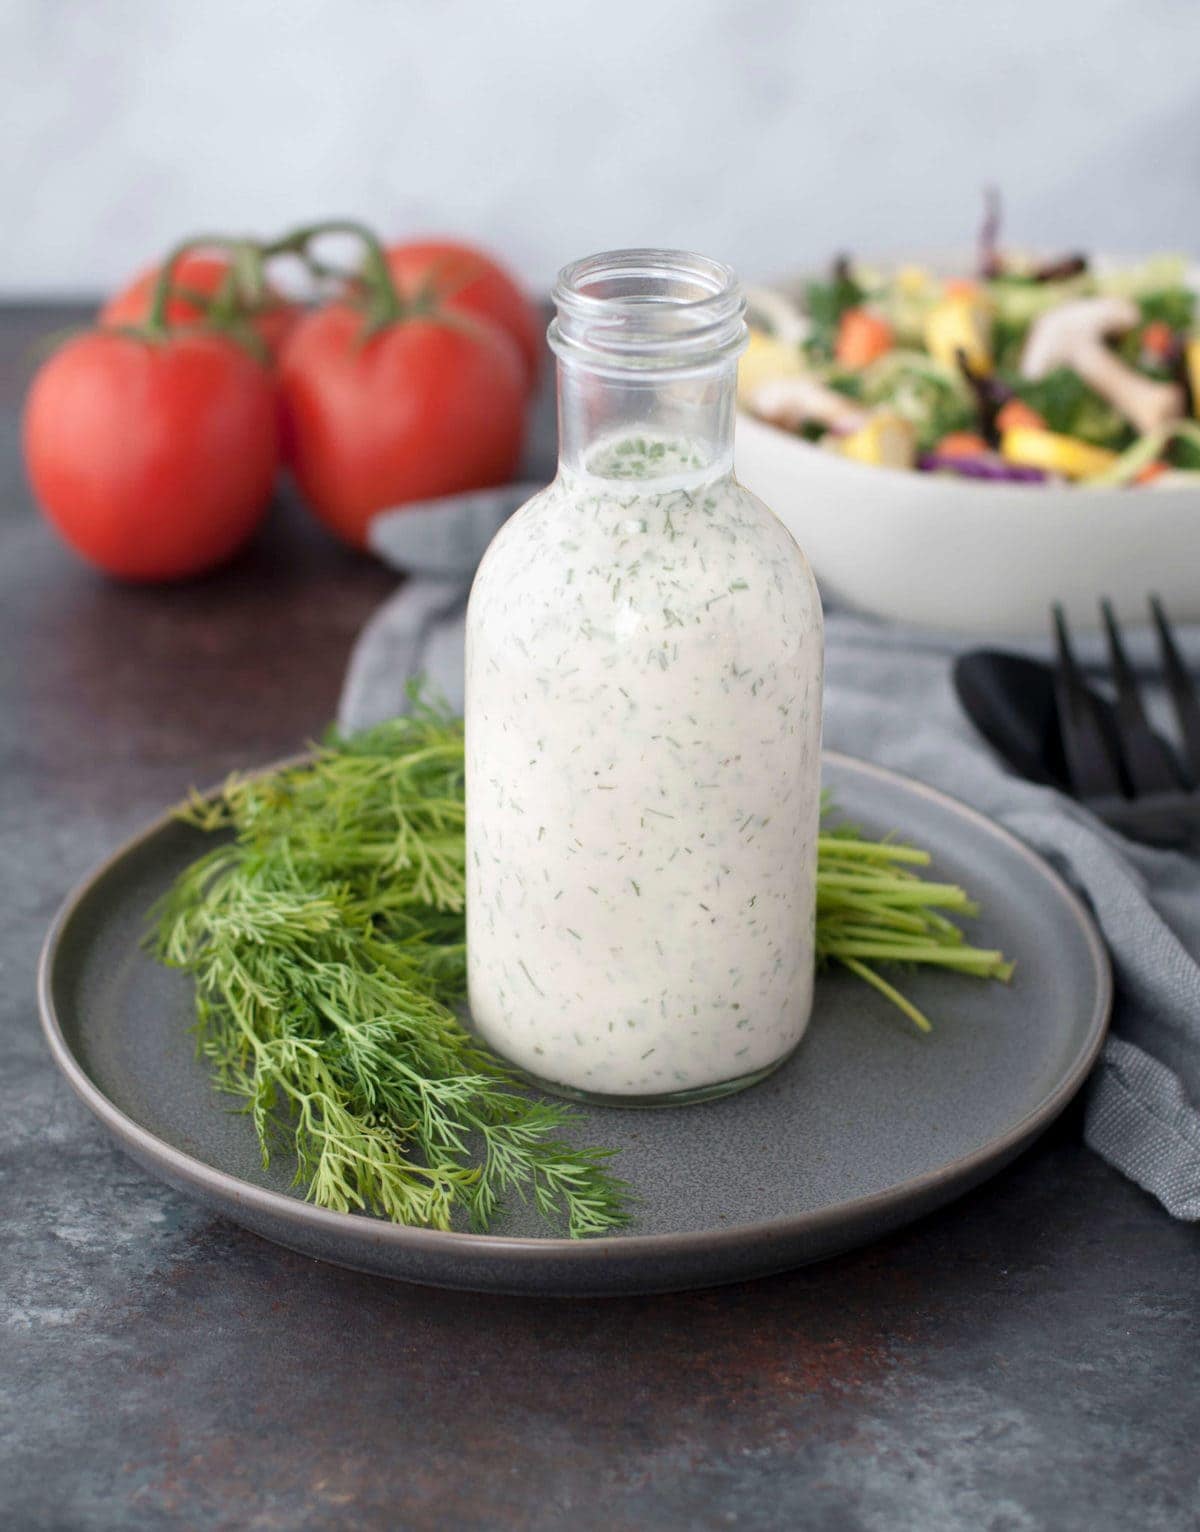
739,202,1200,488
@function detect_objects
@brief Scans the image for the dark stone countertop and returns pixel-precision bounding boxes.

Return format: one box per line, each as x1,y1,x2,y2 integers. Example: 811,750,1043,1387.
2,304,1198,1532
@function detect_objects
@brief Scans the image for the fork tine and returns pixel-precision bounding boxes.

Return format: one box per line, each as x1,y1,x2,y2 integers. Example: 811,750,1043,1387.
1052,604,1125,800
1150,595,1200,786
1099,599,1185,795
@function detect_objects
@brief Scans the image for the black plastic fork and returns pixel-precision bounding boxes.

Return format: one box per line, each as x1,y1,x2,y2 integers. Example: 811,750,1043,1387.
1053,597,1200,844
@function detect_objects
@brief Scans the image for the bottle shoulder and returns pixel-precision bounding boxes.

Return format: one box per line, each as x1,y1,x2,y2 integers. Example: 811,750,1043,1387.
729,474,823,612
467,471,822,647
473,474,817,591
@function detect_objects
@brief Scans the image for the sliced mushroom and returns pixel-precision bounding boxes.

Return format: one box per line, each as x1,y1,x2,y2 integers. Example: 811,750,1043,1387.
1020,297,1184,435
748,375,869,436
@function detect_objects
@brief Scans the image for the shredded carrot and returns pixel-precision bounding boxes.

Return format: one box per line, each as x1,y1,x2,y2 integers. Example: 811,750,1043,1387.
934,431,990,459
943,278,979,300
996,398,1045,434
835,308,894,369
1135,460,1169,485
1141,320,1176,361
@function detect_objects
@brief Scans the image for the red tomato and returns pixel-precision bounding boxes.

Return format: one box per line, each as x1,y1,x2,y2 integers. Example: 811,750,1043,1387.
280,304,526,549
101,252,298,358
24,330,279,581
385,240,541,390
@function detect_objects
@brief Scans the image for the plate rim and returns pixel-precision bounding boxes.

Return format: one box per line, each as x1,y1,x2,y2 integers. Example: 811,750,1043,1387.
36,750,1113,1274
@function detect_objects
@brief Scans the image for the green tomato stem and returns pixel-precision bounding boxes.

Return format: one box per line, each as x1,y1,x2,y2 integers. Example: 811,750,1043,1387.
140,235,273,364
265,218,404,328
146,235,252,334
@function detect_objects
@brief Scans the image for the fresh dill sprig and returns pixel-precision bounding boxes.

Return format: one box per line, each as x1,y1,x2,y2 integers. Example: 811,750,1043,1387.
150,711,1012,1234
150,703,630,1238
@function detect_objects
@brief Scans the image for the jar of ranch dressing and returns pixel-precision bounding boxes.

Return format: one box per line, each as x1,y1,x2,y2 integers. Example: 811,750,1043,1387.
465,249,823,1105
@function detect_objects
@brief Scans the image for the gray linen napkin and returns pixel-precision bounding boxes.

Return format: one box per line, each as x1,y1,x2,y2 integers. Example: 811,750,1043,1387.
338,485,542,732
341,491,1200,1220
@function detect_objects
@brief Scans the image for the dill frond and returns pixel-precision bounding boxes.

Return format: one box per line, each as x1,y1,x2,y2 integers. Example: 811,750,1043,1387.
150,707,630,1238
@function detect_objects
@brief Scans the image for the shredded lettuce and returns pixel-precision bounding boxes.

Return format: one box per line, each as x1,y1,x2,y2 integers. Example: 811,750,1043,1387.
1087,421,1200,486
803,268,865,360
1095,254,1193,300
858,352,973,450
1137,288,1196,332
984,273,1093,329
1013,368,1133,450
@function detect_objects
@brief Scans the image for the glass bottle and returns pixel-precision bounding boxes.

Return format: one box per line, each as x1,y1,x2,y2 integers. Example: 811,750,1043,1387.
465,249,823,1105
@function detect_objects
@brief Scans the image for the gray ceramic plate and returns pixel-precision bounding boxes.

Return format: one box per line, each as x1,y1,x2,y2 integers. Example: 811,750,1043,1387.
38,754,1110,1296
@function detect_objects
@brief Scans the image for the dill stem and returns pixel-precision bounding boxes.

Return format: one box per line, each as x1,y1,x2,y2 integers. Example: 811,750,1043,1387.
838,958,934,1033
818,872,978,910
823,940,1012,977
816,836,931,865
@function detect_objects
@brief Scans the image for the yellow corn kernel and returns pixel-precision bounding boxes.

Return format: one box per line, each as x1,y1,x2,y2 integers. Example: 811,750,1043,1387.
895,265,931,296
924,295,993,376
737,328,802,402
1000,426,1117,481
838,413,918,470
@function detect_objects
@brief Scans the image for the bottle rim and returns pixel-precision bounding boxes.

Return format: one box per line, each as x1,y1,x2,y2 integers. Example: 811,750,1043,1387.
549,248,747,374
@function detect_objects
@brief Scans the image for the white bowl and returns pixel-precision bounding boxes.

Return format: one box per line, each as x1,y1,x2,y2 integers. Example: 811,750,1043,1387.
736,250,1200,635
736,409,1200,635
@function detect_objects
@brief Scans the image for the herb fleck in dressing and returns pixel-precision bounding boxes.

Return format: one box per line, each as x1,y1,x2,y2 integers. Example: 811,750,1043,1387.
465,434,823,1100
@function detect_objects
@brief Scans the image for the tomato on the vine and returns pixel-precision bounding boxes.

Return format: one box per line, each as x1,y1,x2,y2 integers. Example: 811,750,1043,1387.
279,302,526,549
24,330,280,581
102,252,298,358
385,240,542,391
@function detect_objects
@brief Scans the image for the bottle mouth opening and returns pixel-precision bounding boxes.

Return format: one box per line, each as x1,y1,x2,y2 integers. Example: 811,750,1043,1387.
549,248,747,374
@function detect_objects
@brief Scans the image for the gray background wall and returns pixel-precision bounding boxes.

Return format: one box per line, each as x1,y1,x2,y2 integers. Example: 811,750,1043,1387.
3,0,1199,296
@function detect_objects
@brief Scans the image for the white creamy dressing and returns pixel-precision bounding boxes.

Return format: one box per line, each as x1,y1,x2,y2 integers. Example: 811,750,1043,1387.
465,435,823,1099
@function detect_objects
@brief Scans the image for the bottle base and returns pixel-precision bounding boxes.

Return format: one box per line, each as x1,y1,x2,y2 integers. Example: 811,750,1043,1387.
510,1046,799,1110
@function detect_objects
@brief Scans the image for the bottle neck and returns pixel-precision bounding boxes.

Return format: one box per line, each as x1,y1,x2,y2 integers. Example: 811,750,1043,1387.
556,357,738,483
